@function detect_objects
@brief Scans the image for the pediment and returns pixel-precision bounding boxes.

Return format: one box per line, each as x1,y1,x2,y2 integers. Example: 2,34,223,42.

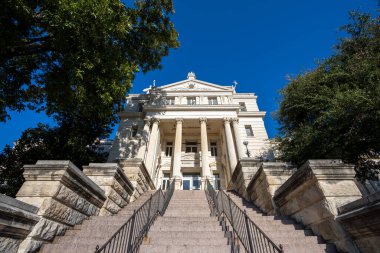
158,79,232,92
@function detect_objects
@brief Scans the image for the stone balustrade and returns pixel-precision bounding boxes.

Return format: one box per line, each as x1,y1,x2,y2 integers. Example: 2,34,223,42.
246,162,295,215
273,160,363,253
15,160,107,253
0,194,40,253
83,163,135,216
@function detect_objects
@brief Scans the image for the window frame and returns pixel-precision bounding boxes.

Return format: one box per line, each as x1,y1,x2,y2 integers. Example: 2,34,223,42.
245,125,254,137
208,97,218,105
185,142,198,153
239,102,247,112
210,142,218,156
165,142,173,157
187,97,197,105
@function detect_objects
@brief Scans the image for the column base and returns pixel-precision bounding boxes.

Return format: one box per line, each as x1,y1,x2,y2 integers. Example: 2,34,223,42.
172,177,182,190
201,176,213,190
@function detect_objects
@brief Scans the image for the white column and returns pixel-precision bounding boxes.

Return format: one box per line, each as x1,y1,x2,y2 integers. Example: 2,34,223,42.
144,118,159,175
231,118,244,160
224,118,238,172
172,118,183,178
137,118,151,159
200,118,211,178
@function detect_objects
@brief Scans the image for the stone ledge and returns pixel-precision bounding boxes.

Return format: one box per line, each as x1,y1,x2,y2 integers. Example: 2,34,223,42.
274,159,356,207
83,163,135,215
16,160,107,253
272,159,362,253
337,191,380,253
0,194,40,253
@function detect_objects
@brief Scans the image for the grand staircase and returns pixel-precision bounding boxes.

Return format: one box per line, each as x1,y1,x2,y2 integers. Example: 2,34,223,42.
40,190,155,253
40,188,338,253
139,190,231,253
227,190,337,253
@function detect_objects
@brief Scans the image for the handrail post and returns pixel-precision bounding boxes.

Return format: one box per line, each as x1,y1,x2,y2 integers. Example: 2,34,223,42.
228,194,236,247
147,194,152,223
157,191,162,215
127,210,136,252
244,210,254,253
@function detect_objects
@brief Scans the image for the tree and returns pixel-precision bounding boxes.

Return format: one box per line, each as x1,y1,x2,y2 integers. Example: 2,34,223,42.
0,0,179,127
0,0,179,196
276,11,380,181
0,123,110,197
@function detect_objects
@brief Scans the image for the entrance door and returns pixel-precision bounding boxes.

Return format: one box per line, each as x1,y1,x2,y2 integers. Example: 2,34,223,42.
182,175,201,190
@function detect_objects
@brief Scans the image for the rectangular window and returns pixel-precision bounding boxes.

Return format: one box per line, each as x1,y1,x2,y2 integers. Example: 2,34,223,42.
214,174,220,190
187,97,196,105
211,142,218,156
185,142,198,153
208,97,218,105
239,102,247,112
245,125,254,136
165,97,175,105
165,142,173,157
130,125,138,137
137,102,144,112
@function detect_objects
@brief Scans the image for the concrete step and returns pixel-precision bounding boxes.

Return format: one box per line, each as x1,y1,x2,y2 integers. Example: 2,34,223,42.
139,245,230,253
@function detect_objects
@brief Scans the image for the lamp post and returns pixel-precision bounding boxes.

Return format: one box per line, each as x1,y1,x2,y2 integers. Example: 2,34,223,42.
243,141,251,157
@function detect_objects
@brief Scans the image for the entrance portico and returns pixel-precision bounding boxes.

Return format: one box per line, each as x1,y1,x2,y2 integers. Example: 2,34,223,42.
142,117,242,190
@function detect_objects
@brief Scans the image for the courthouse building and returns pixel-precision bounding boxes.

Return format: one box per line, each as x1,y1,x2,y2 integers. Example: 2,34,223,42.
108,72,274,190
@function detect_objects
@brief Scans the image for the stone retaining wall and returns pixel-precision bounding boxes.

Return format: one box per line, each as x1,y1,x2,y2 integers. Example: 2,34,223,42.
273,160,363,253
0,194,40,253
227,158,262,200
83,163,135,216
246,162,295,215
15,160,107,253
337,191,380,253
118,158,156,200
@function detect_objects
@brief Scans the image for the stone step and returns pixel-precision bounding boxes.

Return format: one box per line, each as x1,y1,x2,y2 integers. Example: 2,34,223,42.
154,219,219,226
139,245,231,253
149,224,222,232
146,230,226,239
144,236,228,246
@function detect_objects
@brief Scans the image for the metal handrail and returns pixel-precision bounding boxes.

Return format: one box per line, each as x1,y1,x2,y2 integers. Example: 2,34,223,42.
95,180,175,253
205,180,284,253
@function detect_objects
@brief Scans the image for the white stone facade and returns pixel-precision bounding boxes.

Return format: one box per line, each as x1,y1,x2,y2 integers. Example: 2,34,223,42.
108,73,274,190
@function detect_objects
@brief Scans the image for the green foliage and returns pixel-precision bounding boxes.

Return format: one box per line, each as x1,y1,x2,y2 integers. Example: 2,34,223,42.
0,0,179,125
276,11,380,180
0,123,108,197
0,0,179,196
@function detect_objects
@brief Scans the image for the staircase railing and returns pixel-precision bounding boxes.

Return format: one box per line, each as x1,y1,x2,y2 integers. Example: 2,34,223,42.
95,180,175,253
205,180,284,253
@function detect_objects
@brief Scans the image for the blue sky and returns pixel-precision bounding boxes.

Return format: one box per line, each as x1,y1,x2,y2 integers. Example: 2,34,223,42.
0,0,378,150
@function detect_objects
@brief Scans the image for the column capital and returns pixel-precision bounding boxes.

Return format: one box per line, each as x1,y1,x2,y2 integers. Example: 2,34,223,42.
151,117,160,125
199,117,207,124
231,117,239,124
223,117,231,124
175,118,184,124
144,117,151,126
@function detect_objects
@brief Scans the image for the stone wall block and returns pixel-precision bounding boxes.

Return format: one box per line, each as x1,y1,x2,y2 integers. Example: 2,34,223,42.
0,194,40,253
83,163,135,215
273,159,363,253
15,160,106,253
337,191,380,253
245,162,294,214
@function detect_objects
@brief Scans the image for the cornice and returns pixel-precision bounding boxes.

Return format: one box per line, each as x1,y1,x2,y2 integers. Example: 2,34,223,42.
238,111,266,117
144,104,240,111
